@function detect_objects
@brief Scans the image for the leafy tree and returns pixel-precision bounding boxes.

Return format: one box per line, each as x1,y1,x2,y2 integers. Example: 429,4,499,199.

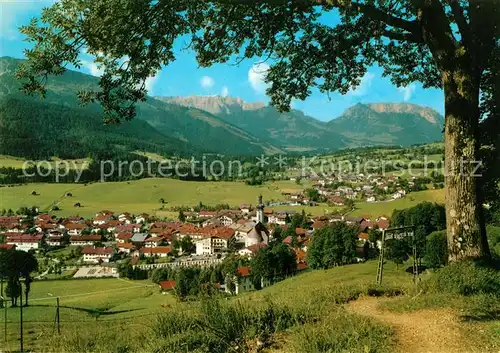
425,230,448,268
304,188,320,202
391,202,446,259
0,249,38,306
250,242,296,285
271,225,284,243
307,222,358,269
385,238,411,269
16,0,499,262
179,236,195,255
178,210,186,223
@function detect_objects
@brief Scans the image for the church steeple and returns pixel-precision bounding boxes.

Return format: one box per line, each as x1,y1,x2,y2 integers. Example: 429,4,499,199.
256,194,264,223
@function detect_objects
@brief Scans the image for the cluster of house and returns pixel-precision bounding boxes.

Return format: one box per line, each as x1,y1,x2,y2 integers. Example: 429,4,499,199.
0,196,389,279
292,174,408,204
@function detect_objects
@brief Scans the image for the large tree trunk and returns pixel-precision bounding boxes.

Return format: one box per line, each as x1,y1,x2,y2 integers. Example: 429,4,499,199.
443,69,491,262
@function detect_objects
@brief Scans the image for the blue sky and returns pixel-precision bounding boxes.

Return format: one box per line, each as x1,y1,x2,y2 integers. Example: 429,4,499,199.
0,0,445,121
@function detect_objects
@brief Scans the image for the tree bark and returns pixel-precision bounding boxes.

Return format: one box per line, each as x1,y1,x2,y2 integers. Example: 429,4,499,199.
443,68,491,262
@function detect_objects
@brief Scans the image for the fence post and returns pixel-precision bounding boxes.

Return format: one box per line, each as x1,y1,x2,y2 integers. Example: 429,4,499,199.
19,283,23,353
56,297,60,334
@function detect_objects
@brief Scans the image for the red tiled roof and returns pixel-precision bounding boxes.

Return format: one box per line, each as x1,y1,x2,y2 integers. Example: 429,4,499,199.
295,228,307,236
244,243,267,254
118,243,136,250
237,266,250,277
94,214,113,221
312,220,326,229
7,234,44,243
139,246,172,254
116,232,133,240
82,247,113,255
47,236,62,241
377,220,389,230
159,280,176,290
145,236,164,243
70,235,102,242
297,263,308,271
66,223,86,230
0,244,14,250
359,232,369,240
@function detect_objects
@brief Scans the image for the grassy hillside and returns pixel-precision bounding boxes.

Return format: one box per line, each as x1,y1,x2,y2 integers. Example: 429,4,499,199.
3,260,498,352
0,179,445,219
351,189,445,218
0,179,308,217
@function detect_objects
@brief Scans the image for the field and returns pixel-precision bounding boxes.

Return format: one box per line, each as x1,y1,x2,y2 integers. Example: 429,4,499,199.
1,261,404,352
2,260,499,353
0,179,310,218
1,278,174,351
0,155,27,169
0,155,90,170
350,189,445,218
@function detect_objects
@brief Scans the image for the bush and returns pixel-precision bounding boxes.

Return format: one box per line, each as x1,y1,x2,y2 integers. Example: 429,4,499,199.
426,261,500,296
424,230,448,268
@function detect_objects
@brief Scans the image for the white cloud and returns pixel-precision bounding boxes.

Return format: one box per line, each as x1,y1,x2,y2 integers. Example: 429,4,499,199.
200,75,215,89
0,1,58,40
398,83,417,101
248,63,270,94
145,75,159,94
347,72,375,97
81,61,104,77
221,86,229,97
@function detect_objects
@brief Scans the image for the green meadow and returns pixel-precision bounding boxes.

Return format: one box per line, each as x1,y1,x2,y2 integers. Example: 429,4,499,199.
0,179,309,218
350,189,445,218
2,260,498,353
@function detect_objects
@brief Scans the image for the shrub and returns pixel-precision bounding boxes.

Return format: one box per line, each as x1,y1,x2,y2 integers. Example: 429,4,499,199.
424,230,448,268
426,261,500,296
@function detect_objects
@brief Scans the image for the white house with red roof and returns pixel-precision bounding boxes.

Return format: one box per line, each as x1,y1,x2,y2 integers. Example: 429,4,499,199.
93,214,114,225
6,234,44,252
117,242,136,254
144,236,165,248
82,247,114,263
139,246,172,258
70,235,102,246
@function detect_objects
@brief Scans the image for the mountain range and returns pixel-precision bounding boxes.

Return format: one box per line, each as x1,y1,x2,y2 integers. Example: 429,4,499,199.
0,57,444,159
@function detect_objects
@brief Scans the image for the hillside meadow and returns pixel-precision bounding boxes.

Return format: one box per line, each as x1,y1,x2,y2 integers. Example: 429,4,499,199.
351,189,445,218
1,261,406,352
2,260,498,353
0,179,312,218
0,178,444,219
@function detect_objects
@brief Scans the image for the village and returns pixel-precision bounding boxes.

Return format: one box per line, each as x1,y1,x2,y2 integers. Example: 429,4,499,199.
0,192,390,294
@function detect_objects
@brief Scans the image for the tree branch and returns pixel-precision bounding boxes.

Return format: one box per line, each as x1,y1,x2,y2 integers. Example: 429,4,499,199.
381,28,423,43
215,0,421,34
349,2,420,34
447,0,473,49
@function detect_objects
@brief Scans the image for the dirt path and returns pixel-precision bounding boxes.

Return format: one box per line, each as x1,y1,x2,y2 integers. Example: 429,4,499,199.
346,297,480,353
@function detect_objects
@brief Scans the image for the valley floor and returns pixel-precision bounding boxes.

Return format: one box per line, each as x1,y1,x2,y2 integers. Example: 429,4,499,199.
0,178,443,219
